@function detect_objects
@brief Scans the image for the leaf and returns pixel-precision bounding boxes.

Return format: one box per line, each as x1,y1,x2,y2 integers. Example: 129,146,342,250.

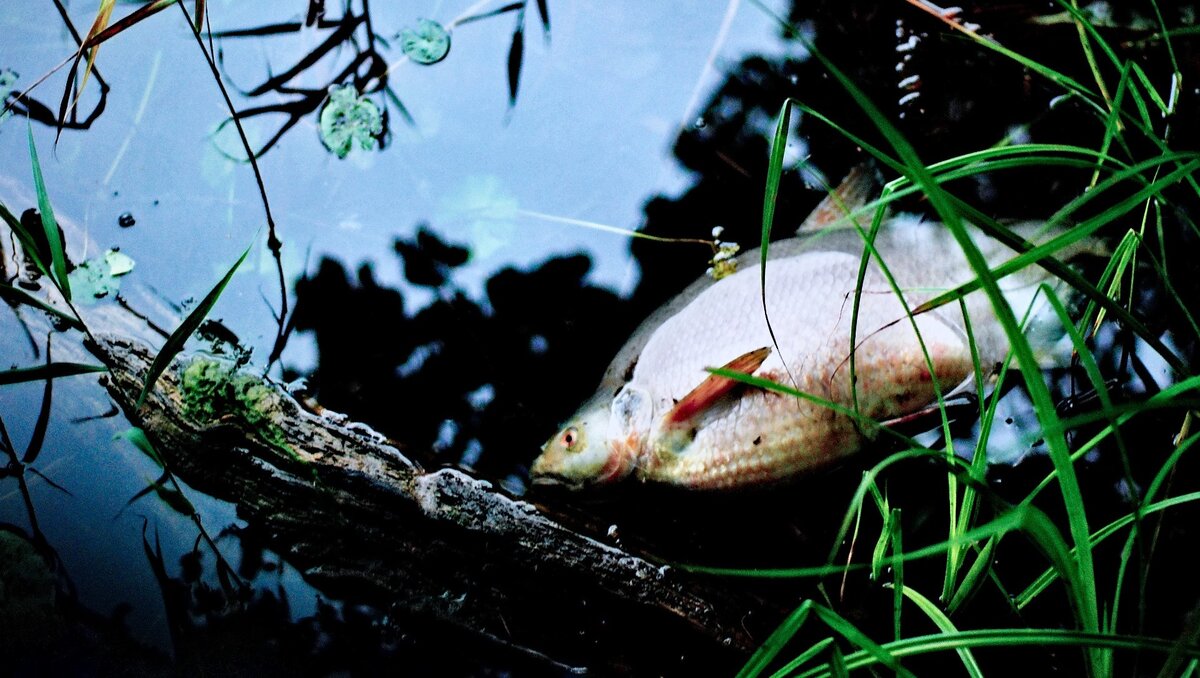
136,240,253,408
152,480,196,517
0,362,107,386
68,249,136,303
114,427,164,468
455,2,523,26
737,600,813,677
319,85,382,158
0,282,85,331
399,19,451,65
757,101,793,374
78,0,117,107
535,0,550,39
507,25,524,107
27,125,70,300
22,335,54,464
888,584,985,678
193,0,206,32
83,0,182,50
0,202,48,278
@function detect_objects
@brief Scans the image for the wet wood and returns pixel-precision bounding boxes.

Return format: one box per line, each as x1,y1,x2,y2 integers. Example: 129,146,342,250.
83,330,775,674
0,194,778,673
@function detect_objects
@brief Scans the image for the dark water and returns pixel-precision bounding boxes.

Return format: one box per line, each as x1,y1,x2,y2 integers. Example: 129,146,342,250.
3,1,1200,674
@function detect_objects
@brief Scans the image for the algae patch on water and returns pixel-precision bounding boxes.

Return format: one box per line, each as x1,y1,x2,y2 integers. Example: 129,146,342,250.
180,357,300,463
319,84,382,159
68,249,135,302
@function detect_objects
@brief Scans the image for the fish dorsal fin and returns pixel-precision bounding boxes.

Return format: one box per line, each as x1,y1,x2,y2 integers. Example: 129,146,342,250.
796,163,881,235
664,347,771,427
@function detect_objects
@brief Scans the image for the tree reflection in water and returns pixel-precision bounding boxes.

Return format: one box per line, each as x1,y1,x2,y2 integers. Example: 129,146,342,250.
292,232,635,485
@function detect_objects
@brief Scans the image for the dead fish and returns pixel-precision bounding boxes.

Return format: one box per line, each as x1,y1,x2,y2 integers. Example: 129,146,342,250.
532,170,1085,490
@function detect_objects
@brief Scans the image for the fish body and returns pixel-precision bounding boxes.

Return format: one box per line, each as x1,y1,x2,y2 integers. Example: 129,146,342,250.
532,178,1079,490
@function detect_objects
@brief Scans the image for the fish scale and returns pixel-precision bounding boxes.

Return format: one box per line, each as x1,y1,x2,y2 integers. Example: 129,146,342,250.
531,175,1082,491
635,248,978,488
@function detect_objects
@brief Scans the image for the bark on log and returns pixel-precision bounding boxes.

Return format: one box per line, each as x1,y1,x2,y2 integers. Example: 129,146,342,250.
84,332,780,674
0,197,790,673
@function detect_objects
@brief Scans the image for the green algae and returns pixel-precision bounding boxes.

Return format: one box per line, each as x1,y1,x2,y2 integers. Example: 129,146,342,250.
180,357,298,462
319,84,382,159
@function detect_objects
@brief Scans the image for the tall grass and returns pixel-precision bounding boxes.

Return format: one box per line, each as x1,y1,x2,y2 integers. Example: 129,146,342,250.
701,1,1200,675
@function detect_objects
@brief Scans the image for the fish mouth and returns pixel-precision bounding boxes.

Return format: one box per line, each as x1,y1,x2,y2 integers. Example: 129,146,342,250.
529,473,586,491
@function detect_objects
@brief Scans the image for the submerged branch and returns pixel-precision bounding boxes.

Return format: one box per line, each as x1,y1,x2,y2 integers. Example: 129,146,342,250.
84,333,769,673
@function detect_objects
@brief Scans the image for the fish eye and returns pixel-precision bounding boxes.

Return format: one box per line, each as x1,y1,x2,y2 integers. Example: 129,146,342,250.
560,426,580,451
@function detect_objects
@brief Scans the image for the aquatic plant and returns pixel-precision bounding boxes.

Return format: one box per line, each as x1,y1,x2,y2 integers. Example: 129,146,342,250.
679,2,1200,676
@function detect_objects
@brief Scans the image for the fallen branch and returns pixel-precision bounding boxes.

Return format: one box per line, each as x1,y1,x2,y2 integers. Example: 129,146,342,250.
85,333,774,673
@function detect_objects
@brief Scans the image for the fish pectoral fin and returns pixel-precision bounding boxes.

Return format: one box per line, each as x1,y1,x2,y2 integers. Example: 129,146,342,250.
663,346,772,428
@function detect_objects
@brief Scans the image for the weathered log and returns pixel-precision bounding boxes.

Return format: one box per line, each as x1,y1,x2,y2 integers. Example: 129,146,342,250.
0,193,783,672
84,333,778,674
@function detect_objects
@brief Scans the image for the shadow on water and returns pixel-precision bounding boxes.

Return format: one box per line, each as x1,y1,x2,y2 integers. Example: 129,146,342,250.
277,1,1200,672
8,0,1200,674
291,0,1200,482
290,229,637,483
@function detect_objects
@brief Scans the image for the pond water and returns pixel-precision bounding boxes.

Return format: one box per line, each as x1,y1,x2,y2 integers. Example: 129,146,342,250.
3,1,1200,675
0,0,802,670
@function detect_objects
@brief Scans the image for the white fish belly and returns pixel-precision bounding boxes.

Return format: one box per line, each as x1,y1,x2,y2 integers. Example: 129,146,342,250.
633,249,981,488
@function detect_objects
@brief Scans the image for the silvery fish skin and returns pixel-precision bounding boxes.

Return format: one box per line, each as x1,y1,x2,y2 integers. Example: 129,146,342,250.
531,214,1067,491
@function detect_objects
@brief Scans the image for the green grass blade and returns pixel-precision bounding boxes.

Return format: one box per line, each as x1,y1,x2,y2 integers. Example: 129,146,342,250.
768,638,835,678
686,503,1030,579
706,368,903,445
136,239,252,408
22,334,55,464
0,202,49,277
799,34,1101,672
114,426,164,468
944,297,987,602
1017,456,1200,606
761,99,790,266
887,583,985,678
910,191,1190,377
1043,283,1142,647
809,604,915,678
0,362,107,386
0,282,85,330
737,600,814,678
947,536,999,614
1050,0,1171,116
758,100,793,378
797,628,1200,677
27,124,70,300
1080,229,1139,335
889,508,904,650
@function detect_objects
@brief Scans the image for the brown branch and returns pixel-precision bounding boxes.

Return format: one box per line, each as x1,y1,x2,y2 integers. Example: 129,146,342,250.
84,332,775,673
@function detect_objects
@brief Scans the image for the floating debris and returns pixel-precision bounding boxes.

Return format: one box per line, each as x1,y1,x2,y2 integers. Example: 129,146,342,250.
319,84,383,159
67,249,135,302
0,69,17,125
400,19,451,65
